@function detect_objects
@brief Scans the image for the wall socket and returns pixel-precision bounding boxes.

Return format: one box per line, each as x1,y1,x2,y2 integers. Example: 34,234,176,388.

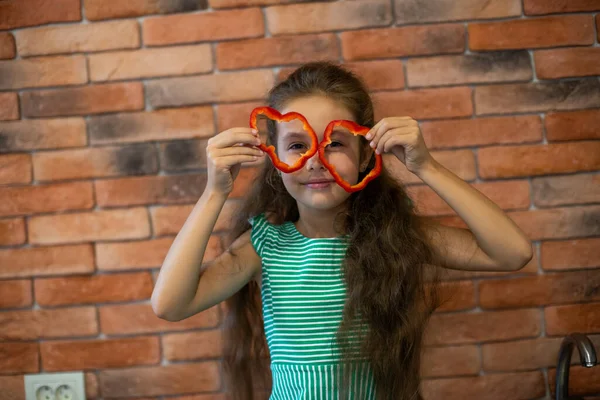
24,372,86,400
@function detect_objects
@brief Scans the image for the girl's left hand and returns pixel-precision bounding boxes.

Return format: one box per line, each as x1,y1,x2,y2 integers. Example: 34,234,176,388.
365,116,433,175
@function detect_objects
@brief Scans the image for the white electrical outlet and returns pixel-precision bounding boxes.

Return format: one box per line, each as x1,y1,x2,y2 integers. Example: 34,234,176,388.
24,372,86,400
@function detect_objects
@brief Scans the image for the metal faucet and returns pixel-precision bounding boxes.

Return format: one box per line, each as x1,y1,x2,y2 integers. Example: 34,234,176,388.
555,332,597,400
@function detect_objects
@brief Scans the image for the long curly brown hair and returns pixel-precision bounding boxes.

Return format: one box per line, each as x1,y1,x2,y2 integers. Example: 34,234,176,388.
222,62,442,400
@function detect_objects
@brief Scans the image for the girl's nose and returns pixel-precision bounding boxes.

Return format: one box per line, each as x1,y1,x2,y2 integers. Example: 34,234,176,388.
305,152,326,171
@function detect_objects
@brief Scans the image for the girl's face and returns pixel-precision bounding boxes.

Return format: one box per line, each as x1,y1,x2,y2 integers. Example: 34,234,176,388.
275,95,371,211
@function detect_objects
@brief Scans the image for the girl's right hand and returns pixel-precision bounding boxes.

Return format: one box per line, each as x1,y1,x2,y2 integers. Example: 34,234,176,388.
205,127,265,196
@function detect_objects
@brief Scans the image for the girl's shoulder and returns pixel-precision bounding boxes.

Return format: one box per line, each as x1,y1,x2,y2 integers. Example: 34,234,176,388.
247,212,285,257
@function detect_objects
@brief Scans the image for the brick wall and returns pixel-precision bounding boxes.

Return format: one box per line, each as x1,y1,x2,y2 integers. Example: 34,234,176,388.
0,0,599,399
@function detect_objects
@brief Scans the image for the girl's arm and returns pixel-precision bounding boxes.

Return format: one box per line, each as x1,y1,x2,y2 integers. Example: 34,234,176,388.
416,159,533,272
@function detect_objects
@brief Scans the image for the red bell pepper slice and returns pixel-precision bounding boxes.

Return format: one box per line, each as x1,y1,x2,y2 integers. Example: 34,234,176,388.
320,120,382,193
249,106,318,173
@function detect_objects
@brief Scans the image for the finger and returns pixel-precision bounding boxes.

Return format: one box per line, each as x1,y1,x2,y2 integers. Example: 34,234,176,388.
210,146,265,159
376,128,414,155
366,117,414,140
210,131,262,149
213,154,262,168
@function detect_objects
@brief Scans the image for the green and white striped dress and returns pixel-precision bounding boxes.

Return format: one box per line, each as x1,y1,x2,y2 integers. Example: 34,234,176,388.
249,213,377,400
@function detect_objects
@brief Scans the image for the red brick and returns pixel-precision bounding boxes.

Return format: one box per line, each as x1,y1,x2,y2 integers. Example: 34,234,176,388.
151,201,241,236
33,144,158,181
545,302,600,335
548,365,600,398
0,0,81,30
344,60,406,91
542,238,600,271
35,272,153,306
0,244,94,279
266,0,391,35
483,335,600,372
0,92,19,120
89,106,214,145
0,376,24,399
546,109,600,142
535,47,600,79
0,154,32,185
15,21,139,57
0,343,39,373
0,280,32,308
95,174,207,207
96,236,222,271
216,101,263,132
386,149,476,186
0,118,86,151
22,82,144,118
217,34,339,70
0,181,93,217
373,87,472,120
0,307,97,340
480,271,600,309
421,345,479,378
479,141,600,178
421,371,545,400
0,56,87,90
41,336,159,371
28,208,151,245
524,0,600,15
509,206,600,241
143,8,264,46
436,280,476,312
146,70,274,108
408,180,530,217
0,33,16,59
99,362,220,397
597,15,600,41
532,173,600,207
475,79,600,115
99,303,220,335
211,0,325,6
163,329,223,361
86,0,209,20
425,309,540,345
341,24,465,61
0,218,26,246
89,44,212,82
469,15,594,50
406,51,531,87
396,0,521,24
421,116,542,150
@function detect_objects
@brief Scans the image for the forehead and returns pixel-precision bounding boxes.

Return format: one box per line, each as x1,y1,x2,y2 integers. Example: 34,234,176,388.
278,95,356,138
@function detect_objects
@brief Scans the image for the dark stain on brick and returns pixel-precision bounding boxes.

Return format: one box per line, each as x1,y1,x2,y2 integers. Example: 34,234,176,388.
88,114,139,144
114,144,158,175
462,51,531,74
579,206,600,236
160,139,207,171
160,0,207,13
21,89,83,118
524,79,600,109
395,0,449,22
422,25,464,53
0,133,12,152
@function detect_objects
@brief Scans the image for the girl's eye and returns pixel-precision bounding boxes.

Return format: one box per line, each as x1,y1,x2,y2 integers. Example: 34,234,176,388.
327,141,342,148
288,143,305,150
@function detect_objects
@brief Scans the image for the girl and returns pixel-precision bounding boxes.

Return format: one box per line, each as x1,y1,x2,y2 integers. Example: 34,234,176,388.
151,62,533,400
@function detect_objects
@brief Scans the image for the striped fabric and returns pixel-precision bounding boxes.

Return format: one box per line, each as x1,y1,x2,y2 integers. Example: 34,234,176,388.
249,213,377,399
